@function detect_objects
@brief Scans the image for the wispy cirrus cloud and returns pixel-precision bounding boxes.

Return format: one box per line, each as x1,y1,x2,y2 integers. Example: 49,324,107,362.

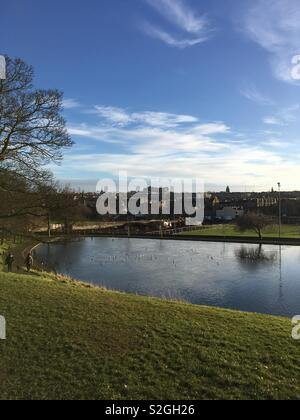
68,106,231,156
59,104,299,190
240,84,274,106
63,98,81,109
142,23,209,49
146,0,207,34
141,0,214,48
278,104,300,123
57,145,298,191
241,0,300,84
263,116,282,126
68,121,230,155
93,106,131,126
263,104,300,125
93,106,199,128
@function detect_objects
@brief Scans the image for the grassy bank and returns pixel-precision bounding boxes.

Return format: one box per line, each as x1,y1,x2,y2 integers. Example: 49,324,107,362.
181,224,300,239
0,271,299,400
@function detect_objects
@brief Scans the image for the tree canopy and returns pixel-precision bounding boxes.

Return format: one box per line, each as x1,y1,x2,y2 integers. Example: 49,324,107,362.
0,56,73,174
0,56,74,238
236,213,272,240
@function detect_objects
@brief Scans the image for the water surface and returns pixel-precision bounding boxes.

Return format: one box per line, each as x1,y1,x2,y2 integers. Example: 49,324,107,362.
35,238,300,317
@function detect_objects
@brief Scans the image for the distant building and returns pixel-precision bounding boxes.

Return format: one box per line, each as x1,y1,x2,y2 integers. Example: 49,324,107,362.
216,207,244,221
257,196,278,208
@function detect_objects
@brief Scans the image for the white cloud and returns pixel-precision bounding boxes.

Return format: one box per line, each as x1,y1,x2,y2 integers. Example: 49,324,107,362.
263,104,300,125
263,139,284,148
57,145,300,191
62,105,300,191
93,106,199,128
241,0,300,83
68,121,230,156
240,85,273,106
278,104,300,123
263,129,282,136
68,125,124,144
63,98,81,109
68,109,232,160
141,0,213,48
263,116,282,125
94,106,131,126
147,0,207,34
142,23,208,48
191,123,230,136
68,127,92,137
134,111,198,126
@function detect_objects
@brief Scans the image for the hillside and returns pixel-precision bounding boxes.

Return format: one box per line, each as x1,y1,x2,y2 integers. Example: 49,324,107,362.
0,271,299,400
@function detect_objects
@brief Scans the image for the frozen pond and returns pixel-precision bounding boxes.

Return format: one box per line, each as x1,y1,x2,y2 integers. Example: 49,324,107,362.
35,238,300,317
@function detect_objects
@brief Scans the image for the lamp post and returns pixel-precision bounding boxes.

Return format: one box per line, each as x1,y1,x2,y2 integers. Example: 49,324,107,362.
278,182,282,240
277,182,283,300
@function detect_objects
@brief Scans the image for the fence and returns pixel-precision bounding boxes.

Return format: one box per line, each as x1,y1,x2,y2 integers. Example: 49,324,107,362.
148,225,203,237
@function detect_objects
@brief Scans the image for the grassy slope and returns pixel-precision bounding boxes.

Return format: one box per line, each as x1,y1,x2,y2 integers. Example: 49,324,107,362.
0,271,300,400
182,224,300,239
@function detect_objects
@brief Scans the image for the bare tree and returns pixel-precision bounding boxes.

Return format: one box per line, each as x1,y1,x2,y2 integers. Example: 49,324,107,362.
38,184,85,236
236,213,272,240
0,56,73,172
0,56,74,239
0,168,50,240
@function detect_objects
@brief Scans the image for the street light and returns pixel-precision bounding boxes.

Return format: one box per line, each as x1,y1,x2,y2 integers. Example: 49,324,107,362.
278,182,282,240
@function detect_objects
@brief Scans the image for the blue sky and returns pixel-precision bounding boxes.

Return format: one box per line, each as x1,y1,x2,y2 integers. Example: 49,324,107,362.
1,0,300,191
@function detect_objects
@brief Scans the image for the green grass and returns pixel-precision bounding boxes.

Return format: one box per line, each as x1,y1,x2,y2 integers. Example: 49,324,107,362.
0,271,300,400
182,224,300,239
